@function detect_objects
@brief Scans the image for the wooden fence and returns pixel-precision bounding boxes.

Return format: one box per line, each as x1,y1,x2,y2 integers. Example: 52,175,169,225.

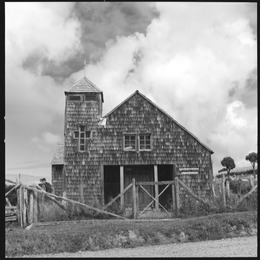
6,175,257,228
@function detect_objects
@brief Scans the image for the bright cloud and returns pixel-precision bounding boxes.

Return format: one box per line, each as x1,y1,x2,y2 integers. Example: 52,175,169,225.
5,2,257,179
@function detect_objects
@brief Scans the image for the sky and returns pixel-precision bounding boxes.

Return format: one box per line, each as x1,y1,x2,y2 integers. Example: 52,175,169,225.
5,2,257,182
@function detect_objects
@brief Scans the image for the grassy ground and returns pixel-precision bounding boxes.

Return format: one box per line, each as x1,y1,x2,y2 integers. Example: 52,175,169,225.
5,211,257,257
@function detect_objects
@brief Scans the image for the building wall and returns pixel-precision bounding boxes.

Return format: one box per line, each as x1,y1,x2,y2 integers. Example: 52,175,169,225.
51,165,64,196
63,92,213,206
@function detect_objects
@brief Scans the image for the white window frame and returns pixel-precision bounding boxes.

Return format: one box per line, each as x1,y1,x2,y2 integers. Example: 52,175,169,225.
74,126,91,152
139,134,152,151
123,134,137,151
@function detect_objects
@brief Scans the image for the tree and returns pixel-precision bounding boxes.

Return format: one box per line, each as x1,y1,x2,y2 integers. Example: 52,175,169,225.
221,157,235,179
245,152,258,178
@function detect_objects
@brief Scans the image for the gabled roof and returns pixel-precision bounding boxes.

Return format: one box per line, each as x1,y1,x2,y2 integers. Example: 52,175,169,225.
104,90,214,154
51,144,64,165
65,76,104,102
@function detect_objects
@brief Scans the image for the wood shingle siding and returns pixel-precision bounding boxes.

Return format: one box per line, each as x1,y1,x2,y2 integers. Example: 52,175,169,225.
52,76,213,208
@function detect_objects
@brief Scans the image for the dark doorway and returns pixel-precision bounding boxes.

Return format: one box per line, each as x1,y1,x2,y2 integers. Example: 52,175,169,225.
124,165,154,210
104,166,120,204
158,165,174,210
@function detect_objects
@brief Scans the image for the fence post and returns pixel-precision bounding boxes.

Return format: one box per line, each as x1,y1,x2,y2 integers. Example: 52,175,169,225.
174,177,180,217
132,178,137,219
23,188,28,227
171,183,175,216
17,187,21,226
136,185,139,218
226,180,230,199
222,174,226,207
33,190,38,223
28,191,34,224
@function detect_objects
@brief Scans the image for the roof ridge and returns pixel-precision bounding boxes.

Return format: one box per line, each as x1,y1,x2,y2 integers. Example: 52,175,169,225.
104,90,213,154
65,76,103,93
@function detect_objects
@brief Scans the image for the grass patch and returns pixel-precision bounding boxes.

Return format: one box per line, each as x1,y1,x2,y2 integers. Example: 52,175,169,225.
5,211,257,257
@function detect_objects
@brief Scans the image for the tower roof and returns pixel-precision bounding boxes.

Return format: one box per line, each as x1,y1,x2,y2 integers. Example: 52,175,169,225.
65,76,104,102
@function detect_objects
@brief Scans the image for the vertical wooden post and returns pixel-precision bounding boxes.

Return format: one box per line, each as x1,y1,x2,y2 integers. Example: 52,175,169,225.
33,191,38,223
226,180,230,199
222,174,226,207
136,185,139,218
120,166,124,210
132,178,137,219
171,183,175,215
80,177,84,204
62,191,67,207
23,188,28,226
17,187,21,226
174,177,180,217
154,165,159,210
28,191,34,224
20,186,24,227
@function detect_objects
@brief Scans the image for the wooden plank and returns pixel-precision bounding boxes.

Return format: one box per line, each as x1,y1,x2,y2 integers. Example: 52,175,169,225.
20,186,24,227
171,184,175,214
5,179,17,185
132,178,137,219
17,188,21,226
136,185,139,218
154,165,159,210
25,185,126,220
103,183,133,211
23,188,28,227
120,166,124,210
222,174,226,207
174,178,180,217
226,180,230,199
5,183,21,197
136,180,175,186
177,178,208,205
6,197,12,207
139,185,171,217
33,191,38,223
28,191,34,224
235,184,258,208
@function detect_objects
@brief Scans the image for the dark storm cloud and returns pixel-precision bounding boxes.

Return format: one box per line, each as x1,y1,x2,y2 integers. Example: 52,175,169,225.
37,2,159,81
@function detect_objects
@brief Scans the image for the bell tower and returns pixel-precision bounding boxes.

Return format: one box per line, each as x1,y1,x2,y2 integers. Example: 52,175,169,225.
64,76,104,152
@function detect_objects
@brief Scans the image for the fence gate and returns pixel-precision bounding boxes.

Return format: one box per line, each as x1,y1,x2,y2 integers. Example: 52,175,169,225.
132,179,179,218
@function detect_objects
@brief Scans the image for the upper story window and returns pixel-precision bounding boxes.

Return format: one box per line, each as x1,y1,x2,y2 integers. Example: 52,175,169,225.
74,126,91,152
139,134,151,150
85,94,98,101
68,95,82,102
124,134,137,151
123,133,152,151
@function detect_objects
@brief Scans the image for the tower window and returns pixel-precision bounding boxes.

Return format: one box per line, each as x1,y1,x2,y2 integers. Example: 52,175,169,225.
68,95,82,101
85,94,97,101
74,126,91,152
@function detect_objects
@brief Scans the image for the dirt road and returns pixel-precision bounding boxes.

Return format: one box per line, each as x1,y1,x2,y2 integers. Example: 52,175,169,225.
22,235,257,258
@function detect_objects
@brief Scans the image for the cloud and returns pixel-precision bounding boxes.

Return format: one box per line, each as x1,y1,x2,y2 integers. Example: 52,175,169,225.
40,2,159,80
71,2,257,174
6,2,257,178
6,2,82,65
31,132,62,152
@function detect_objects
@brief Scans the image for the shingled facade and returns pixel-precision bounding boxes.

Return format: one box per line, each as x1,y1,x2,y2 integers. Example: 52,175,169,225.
51,76,214,210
